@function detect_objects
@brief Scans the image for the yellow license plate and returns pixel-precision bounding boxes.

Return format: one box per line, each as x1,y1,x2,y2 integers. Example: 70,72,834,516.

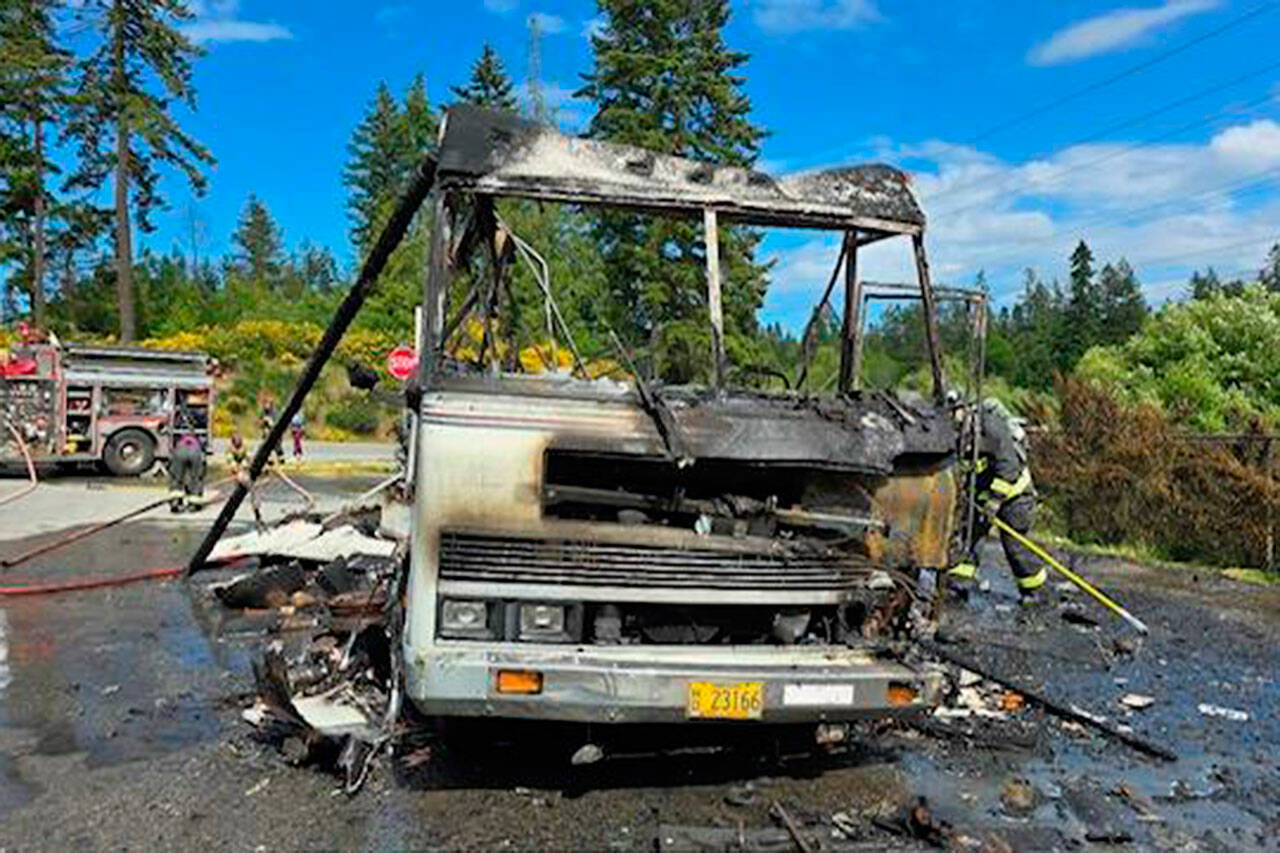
687,681,764,720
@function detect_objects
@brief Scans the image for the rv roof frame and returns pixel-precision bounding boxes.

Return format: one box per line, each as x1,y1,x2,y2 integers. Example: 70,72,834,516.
423,107,946,400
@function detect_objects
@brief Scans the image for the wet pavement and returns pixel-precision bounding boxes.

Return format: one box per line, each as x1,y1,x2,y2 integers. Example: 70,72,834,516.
0,490,1276,849
901,548,1280,850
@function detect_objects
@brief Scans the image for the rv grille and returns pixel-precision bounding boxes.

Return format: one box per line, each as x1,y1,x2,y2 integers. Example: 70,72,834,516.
438,530,870,590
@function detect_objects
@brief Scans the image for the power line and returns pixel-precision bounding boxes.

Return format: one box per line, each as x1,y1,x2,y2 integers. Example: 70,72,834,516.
956,165,1280,268
767,2,1277,176
926,58,1280,207
968,0,1280,144
1193,267,1263,281
1056,168,1280,238
1129,233,1278,269
931,88,1278,221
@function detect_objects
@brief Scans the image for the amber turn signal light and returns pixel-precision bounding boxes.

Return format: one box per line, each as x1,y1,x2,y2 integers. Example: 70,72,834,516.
886,682,918,706
496,669,543,694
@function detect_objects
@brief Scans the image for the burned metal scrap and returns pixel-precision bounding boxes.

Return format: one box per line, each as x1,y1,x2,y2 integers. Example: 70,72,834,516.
202,497,408,793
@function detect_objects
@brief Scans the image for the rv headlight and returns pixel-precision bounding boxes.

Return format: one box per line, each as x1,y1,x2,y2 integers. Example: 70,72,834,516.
519,603,566,639
440,599,491,638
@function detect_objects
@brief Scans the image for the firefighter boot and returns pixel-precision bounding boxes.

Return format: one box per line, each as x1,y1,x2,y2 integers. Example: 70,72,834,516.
945,562,978,601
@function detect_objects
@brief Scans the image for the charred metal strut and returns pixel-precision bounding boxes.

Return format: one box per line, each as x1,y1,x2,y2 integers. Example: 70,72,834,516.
607,329,692,467
184,155,439,576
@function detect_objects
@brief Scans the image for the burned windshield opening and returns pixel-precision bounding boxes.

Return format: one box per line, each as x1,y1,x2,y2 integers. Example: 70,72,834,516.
421,107,944,398
423,195,948,399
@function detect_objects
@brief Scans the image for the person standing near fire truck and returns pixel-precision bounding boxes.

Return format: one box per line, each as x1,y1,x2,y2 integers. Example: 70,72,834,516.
168,404,207,512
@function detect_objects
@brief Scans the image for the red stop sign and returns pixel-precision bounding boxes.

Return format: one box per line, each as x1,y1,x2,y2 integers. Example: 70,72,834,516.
386,346,418,380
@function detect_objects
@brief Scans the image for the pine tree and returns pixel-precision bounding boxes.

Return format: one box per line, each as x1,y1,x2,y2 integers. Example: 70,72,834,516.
343,81,407,253
1189,267,1222,300
577,0,769,381
1062,240,1099,369
0,0,69,327
1260,243,1280,292
1003,267,1065,389
1097,259,1146,344
296,241,339,292
65,0,215,342
402,73,439,159
451,43,517,111
232,194,284,285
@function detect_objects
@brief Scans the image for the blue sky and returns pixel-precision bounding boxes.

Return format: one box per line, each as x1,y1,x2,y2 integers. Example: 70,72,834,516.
78,0,1280,329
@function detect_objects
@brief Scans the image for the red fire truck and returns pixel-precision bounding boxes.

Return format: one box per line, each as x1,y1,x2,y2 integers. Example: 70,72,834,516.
0,342,216,476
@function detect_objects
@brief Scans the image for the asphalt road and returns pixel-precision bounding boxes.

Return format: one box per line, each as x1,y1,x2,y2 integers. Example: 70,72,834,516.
0,477,1275,850
0,462,393,540
207,438,395,466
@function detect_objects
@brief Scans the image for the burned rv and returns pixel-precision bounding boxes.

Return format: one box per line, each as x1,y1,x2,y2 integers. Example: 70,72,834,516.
399,107,959,726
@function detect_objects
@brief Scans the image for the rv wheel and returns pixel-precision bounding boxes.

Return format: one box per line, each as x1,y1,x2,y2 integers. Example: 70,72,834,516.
103,429,156,477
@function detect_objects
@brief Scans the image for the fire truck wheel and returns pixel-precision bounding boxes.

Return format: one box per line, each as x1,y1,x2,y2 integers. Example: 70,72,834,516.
103,429,156,477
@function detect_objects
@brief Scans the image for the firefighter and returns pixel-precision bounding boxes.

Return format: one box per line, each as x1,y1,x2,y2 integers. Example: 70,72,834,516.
947,397,1046,602
227,431,249,479
227,430,267,527
168,405,207,513
259,398,285,464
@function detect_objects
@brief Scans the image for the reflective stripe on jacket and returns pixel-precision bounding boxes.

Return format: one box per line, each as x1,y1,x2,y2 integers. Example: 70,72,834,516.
990,466,1033,501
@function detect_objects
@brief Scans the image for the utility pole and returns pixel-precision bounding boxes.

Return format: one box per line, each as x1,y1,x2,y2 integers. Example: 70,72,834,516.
526,14,546,123
184,200,206,273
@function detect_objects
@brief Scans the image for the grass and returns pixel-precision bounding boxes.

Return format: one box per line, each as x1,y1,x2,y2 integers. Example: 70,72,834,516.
1032,530,1279,585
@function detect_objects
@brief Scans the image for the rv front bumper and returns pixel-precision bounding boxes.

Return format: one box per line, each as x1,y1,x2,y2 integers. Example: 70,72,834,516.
405,642,942,724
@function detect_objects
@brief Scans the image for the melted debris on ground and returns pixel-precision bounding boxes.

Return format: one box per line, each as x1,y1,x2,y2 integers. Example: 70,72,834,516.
200,496,406,794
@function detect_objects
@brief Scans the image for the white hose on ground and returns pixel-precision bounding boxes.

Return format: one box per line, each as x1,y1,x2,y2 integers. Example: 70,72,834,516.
0,422,38,509
270,466,316,512
320,470,403,526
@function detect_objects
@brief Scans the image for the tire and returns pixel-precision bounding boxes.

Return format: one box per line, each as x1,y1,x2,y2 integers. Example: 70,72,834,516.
102,429,156,477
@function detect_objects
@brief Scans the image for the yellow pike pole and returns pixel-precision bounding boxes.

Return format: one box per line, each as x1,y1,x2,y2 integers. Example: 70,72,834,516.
983,509,1150,635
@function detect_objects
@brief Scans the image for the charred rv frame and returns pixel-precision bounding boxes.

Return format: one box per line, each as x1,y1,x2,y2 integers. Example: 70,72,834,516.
398,107,970,725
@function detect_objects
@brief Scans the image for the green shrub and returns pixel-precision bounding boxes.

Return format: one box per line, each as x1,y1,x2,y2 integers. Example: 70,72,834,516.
325,397,382,435
1075,285,1280,431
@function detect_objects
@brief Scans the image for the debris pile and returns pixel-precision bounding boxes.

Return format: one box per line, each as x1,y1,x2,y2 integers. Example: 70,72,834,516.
242,628,394,793
200,500,408,793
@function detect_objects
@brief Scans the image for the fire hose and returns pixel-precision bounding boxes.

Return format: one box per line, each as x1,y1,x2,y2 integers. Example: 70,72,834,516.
0,421,38,509
1,453,322,573
1,476,234,570
0,455,320,589
270,465,315,511
0,551,262,597
0,482,236,594
0,567,182,596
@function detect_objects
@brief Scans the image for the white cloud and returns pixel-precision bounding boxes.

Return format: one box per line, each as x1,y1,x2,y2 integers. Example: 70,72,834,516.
761,118,1280,327
483,0,519,13
528,11,564,34
752,0,881,34
1027,0,1219,66
183,19,290,43
182,0,292,44
1210,120,1280,167
581,15,606,41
